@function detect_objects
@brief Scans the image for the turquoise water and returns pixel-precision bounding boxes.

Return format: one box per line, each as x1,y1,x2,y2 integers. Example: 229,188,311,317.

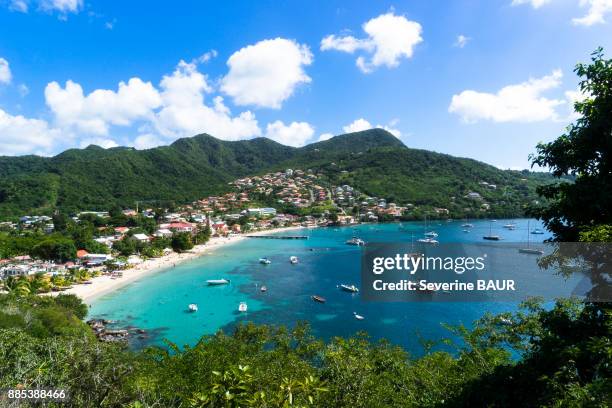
90,219,575,353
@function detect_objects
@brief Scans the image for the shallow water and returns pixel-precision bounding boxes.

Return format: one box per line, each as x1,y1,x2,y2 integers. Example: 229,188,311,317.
90,219,575,353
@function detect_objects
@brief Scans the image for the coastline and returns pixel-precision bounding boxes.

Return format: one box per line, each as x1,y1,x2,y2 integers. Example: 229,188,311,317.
56,225,307,304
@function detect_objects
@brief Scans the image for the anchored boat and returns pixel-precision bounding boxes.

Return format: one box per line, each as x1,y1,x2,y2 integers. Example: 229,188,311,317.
188,303,198,312
206,279,230,285
340,284,359,293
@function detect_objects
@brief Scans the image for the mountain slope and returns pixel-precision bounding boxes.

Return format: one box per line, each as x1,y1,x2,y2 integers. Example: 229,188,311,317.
0,130,548,218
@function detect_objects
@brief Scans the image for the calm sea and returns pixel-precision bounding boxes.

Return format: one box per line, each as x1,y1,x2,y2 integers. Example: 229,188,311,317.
90,219,579,354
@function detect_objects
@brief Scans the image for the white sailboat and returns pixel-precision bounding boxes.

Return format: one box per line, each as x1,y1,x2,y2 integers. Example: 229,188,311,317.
353,312,365,320
290,256,299,264
519,220,544,255
188,303,198,312
238,302,248,312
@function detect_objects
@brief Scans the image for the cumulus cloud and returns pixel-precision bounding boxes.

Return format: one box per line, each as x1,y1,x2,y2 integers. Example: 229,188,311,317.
511,0,553,8
342,118,402,137
264,120,314,147
221,38,313,109
448,70,565,123
318,132,334,142
132,133,166,150
0,58,12,84
573,0,612,25
321,12,423,73
79,137,119,149
45,77,162,135
0,108,62,155
8,0,28,12
153,60,261,140
454,34,470,48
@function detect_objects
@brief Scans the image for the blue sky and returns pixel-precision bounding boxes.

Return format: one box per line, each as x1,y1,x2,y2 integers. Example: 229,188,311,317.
0,0,610,168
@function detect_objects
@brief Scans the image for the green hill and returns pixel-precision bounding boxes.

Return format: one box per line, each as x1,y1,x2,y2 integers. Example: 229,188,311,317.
0,129,550,218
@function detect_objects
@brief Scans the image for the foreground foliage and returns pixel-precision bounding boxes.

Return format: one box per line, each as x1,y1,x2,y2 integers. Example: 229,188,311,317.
0,294,609,407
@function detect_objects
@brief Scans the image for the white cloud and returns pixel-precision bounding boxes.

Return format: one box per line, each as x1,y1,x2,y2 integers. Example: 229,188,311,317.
40,0,82,14
45,77,162,135
132,133,166,150
573,0,612,25
6,0,82,15
0,58,12,84
321,12,423,73
264,120,314,147
154,60,261,140
343,118,373,133
318,132,334,141
511,0,553,8
454,34,470,48
194,50,218,64
0,108,62,155
221,38,312,109
342,118,402,137
79,137,118,149
449,70,565,123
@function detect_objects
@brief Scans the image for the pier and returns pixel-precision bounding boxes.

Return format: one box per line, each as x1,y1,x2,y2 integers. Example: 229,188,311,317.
247,235,309,240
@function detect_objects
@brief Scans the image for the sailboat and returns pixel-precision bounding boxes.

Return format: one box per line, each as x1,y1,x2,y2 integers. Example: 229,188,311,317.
519,220,544,255
483,221,501,240
461,217,474,228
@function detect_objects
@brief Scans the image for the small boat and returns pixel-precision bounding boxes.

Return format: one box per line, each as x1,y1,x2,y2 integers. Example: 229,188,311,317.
311,295,326,303
206,279,231,285
462,229,470,233
483,221,501,241
340,284,359,293
503,223,516,229
483,235,501,241
353,312,365,320
346,237,365,246
518,221,544,255
417,238,438,244
260,285,267,292
238,302,248,312
461,223,474,228
424,231,438,238
518,248,544,255
290,256,299,264
188,303,198,312
531,229,545,235
259,257,272,264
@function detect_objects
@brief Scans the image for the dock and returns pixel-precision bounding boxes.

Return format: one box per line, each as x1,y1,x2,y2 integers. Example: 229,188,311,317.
247,235,309,240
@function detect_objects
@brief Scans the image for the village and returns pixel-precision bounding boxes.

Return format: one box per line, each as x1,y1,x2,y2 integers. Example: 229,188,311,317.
0,168,443,287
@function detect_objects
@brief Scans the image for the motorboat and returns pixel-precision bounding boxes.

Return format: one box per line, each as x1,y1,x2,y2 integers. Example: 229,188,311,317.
346,237,365,246
311,295,326,303
206,279,231,285
503,223,516,229
531,229,545,235
260,285,267,292
188,303,198,312
424,231,438,238
417,238,438,244
238,302,248,312
353,312,365,320
290,256,299,264
340,284,359,293
259,257,272,264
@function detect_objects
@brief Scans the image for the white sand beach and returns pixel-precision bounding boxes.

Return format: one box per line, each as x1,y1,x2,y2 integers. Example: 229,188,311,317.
57,225,308,303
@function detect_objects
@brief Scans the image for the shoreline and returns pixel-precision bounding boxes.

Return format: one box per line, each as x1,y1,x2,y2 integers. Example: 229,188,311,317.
56,225,307,304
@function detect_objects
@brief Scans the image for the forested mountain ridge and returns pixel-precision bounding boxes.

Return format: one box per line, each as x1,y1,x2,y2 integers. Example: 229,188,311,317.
0,129,551,217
